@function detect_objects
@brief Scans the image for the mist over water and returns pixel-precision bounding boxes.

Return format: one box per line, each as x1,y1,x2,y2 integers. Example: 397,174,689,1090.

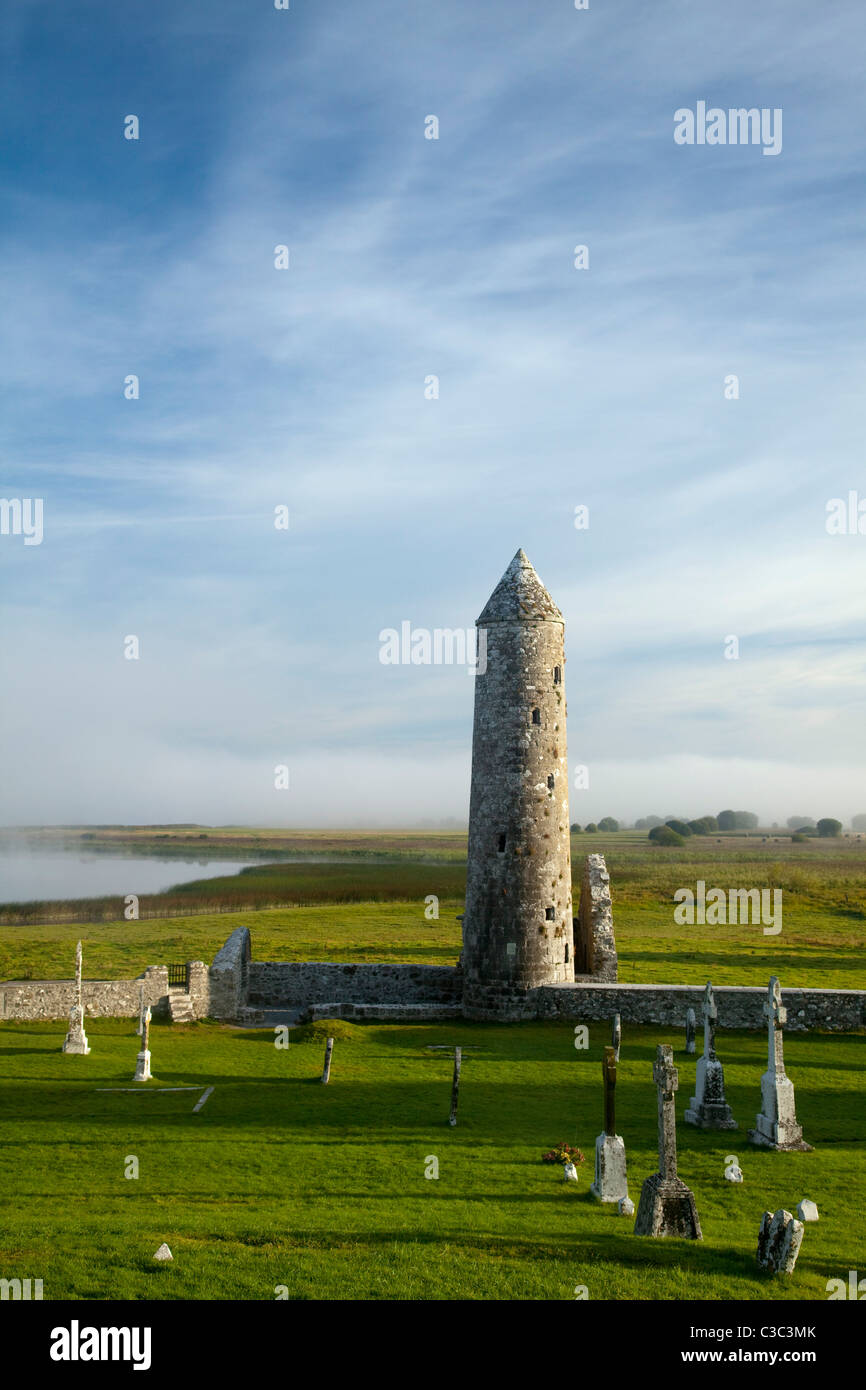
0,843,273,904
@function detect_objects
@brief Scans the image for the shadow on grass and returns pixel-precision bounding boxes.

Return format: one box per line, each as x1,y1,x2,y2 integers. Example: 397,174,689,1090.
619,947,864,977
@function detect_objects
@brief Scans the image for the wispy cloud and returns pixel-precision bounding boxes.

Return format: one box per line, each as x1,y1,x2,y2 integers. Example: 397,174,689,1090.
1,0,864,825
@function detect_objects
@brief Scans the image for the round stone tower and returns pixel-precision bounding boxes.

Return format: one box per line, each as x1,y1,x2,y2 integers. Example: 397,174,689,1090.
461,549,574,1019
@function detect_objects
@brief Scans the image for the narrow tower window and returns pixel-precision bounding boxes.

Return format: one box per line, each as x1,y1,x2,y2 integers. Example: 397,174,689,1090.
531,708,541,725
547,774,555,789
497,833,506,852
545,906,555,920
554,665,561,685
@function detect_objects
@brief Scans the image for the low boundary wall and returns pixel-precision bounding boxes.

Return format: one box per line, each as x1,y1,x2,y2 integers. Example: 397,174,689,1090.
0,965,170,1021
2,922,862,1033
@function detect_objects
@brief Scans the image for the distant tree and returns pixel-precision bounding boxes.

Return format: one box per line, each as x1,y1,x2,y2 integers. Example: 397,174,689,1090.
787,816,815,829
665,818,693,837
817,818,842,838
584,822,598,834
598,817,619,832
649,825,685,846
852,814,866,832
570,823,582,832
791,832,808,843
635,815,664,830
688,816,717,835
718,810,758,831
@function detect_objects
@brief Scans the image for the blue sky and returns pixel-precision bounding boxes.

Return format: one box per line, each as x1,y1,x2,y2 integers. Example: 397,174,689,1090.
1,0,864,827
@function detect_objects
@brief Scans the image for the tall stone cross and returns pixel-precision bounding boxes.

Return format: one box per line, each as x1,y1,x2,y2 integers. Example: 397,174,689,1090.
764,976,787,1076
653,1044,679,1181
62,939,90,1054
602,1045,617,1136
74,940,83,1007
703,981,717,1061
142,1005,151,1053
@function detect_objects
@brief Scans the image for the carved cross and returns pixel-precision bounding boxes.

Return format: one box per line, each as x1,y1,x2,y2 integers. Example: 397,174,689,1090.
142,1005,152,1053
74,940,83,1005
602,1045,616,1135
703,981,717,1060
763,976,786,1075
652,1044,679,1180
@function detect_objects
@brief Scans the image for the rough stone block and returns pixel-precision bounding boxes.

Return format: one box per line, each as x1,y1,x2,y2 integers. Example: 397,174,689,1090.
756,1209,804,1274
685,1057,737,1130
133,1049,152,1082
796,1199,819,1222
634,1175,702,1240
590,1133,628,1204
748,1072,812,1151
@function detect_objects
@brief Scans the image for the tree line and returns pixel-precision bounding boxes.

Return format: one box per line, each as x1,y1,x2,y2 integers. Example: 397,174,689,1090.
568,811,857,844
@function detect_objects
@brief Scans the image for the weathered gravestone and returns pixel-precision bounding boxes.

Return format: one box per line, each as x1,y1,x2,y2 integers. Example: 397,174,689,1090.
611,1013,621,1062
448,1047,462,1127
634,1045,702,1239
134,1006,152,1082
756,1209,804,1274
684,1008,696,1055
590,1046,628,1203
797,1199,819,1223
748,978,812,1151
62,941,91,1056
684,982,737,1130
321,1036,334,1084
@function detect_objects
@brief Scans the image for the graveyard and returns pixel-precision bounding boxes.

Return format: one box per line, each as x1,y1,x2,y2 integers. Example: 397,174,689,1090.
0,1011,863,1300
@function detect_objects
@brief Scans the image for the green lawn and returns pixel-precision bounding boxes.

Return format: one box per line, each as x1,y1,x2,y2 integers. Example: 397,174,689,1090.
3,894,863,990
0,1018,861,1300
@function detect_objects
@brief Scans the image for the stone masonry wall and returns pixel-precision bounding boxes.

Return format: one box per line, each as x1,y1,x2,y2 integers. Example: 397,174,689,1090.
0,965,170,1021
574,854,617,981
186,961,210,1017
209,927,251,1020
462,552,574,1007
533,981,864,1032
247,962,463,1010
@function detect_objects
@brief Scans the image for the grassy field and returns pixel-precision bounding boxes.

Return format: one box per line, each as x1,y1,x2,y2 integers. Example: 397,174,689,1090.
3,896,865,990
0,1017,861,1301
2,827,863,988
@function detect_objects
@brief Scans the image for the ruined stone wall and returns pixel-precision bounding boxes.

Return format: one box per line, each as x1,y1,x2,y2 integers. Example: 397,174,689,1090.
186,961,210,1017
209,927,251,1020
574,853,617,980
247,962,463,1010
0,965,170,1021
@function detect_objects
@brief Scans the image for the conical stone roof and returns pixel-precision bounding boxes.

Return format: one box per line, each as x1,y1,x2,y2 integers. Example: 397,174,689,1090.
477,549,563,624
